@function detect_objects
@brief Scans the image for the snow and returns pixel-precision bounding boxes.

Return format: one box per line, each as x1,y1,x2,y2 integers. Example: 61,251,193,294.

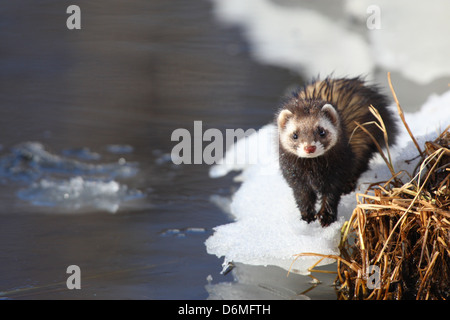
205,90,450,275
210,0,450,84
345,0,450,84
210,0,374,80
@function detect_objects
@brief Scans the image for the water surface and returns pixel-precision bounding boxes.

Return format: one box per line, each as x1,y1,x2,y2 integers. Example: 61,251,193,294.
0,0,317,299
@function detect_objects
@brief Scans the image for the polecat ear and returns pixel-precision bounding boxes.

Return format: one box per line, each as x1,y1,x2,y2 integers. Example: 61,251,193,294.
277,109,293,129
321,104,339,125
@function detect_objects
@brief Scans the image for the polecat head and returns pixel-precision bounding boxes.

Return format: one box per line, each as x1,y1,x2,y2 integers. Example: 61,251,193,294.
277,102,340,158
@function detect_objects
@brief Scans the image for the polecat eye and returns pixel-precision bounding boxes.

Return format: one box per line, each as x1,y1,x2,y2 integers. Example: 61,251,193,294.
318,127,326,137
292,133,298,140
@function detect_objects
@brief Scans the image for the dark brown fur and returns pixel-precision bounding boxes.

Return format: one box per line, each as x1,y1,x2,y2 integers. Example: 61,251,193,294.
277,76,398,226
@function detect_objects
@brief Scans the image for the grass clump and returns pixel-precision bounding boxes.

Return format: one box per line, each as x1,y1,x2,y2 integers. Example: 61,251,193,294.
337,127,449,299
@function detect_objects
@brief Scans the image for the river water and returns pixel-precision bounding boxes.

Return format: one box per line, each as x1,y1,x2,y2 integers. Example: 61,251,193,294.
0,0,325,299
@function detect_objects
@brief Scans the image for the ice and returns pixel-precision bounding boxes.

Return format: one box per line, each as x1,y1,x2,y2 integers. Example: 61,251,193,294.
0,142,138,182
345,0,450,84
0,142,143,213
160,227,208,238
209,124,279,180
210,0,373,80
206,263,311,300
211,0,450,84
205,91,450,275
17,176,143,213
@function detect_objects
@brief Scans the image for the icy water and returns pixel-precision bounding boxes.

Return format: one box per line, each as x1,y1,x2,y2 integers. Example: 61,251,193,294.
0,0,334,299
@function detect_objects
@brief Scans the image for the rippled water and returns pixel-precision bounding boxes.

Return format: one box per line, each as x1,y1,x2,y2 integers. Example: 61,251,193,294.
0,0,321,299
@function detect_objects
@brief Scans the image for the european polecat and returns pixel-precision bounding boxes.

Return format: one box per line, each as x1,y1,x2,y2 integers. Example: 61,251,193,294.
276,76,398,227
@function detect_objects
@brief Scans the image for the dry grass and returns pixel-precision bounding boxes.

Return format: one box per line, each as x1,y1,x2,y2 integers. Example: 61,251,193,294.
336,125,449,300
295,73,450,299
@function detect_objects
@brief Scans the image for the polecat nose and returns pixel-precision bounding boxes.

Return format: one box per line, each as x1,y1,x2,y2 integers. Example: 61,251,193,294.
304,145,316,154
